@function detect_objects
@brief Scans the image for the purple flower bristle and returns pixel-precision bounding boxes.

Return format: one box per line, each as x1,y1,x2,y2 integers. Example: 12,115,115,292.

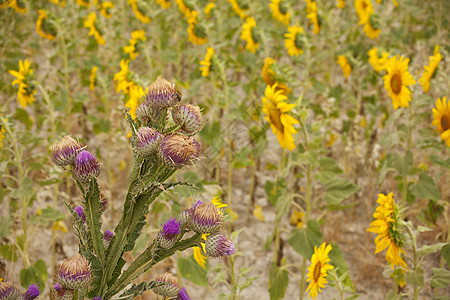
177,287,191,300
92,297,102,300
24,284,40,300
53,283,62,291
162,218,181,236
74,206,86,222
103,230,114,242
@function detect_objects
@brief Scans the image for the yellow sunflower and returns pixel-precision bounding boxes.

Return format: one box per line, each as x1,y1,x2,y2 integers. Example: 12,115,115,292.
83,12,105,45
227,0,247,19
76,0,90,7
363,13,381,39
199,47,215,77
36,9,57,40
193,233,209,268
125,84,144,120
156,0,171,9
7,0,26,14
240,17,260,53
262,58,291,94
367,193,407,269
269,0,290,26
337,0,345,8
367,47,390,72
289,210,304,228
432,97,450,147
127,0,150,24
8,59,36,108
98,1,114,18
306,242,334,299
204,2,215,17
337,55,352,79
48,0,66,6
187,11,208,45
124,30,146,60
383,55,416,110
175,0,193,19
419,46,443,93
262,84,299,150
284,25,304,57
305,0,320,34
113,59,133,94
89,66,97,91
0,121,6,149
354,0,373,24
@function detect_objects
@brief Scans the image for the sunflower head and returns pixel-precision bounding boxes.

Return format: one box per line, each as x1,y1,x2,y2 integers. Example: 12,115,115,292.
432,97,450,147
383,56,416,110
306,242,334,299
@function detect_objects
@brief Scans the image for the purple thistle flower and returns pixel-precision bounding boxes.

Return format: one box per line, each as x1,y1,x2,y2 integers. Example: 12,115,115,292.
22,284,40,300
177,287,191,300
191,202,222,234
179,200,203,231
72,150,100,183
157,218,181,249
205,233,236,258
52,283,73,300
153,273,181,298
134,127,163,158
144,76,181,108
0,282,20,300
159,135,201,168
92,297,102,300
50,135,82,167
53,283,62,291
56,254,92,290
103,230,114,242
74,206,86,223
171,104,203,134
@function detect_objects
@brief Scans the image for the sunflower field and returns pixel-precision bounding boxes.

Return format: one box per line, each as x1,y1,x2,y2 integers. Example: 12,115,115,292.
0,0,449,299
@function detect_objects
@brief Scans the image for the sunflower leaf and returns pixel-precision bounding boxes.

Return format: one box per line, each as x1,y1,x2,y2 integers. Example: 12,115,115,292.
268,263,288,300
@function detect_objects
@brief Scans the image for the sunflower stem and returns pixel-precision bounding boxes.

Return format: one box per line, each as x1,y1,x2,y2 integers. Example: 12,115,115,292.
405,224,419,299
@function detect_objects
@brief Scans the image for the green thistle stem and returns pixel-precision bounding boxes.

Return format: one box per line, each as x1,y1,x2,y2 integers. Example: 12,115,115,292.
73,289,78,300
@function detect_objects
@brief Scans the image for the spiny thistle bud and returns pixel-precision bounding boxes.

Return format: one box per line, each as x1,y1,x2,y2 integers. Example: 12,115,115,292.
144,76,181,108
56,254,92,290
135,127,163,157
157,218,181,249
52,283,74,300
0,282,20,300
72,150,100,183
153,273,181,298
74,206,86,223
103,230,114,247
191,202,222,234
176,287,191,300
159,135,201,168
171,104,203,134
178,200,203,230
50,135,82,167
18,284,40,300
205,232,236,258
136,103,164,125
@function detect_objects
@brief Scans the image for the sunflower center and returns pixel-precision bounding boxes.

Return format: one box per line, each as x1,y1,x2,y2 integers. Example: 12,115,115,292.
313,261,322,282
369,14,380,29
294,32,304,50
42,18,58,36
441,115,450,131
251,27,260,43
17,0,26,9
390,73,402,94
361,2,367,11
279,1,288,15
193,24,207,38
269,109,284,133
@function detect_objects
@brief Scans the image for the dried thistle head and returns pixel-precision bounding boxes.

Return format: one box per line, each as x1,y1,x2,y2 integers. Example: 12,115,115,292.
0,282,20,300
171,104,204,134
205,232,236,258
191,202,222,234
158,135,201,168
134,126,163,157
50,135,82,167
153,273,181,298
144,76,181,108
56,254,92,290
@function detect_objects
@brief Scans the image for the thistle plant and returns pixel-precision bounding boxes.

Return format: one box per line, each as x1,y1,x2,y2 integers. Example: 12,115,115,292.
49,76,236,299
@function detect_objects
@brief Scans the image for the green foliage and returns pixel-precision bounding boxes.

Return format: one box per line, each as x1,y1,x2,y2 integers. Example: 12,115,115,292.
288,220,322,259
269,263,288,300
178,256,209,287
19,259,48,289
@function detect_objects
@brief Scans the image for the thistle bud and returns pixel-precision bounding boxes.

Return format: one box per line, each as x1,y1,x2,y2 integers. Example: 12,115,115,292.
205,232,236,258
103,230,114,248
74,206,86,223
50,135,82,167
157,218,181,249
136,104,164,125
153,273,181,298
176,287,191,300
18,284,40,300
135,127,163,157
159,135,201,168
171,104,203,134
0,282,20,300
72,150,100,183
56,254,92,290
144,76,181,108
178,200,203,230
92,297,102,300
52,283,74,300
191,202,222,234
